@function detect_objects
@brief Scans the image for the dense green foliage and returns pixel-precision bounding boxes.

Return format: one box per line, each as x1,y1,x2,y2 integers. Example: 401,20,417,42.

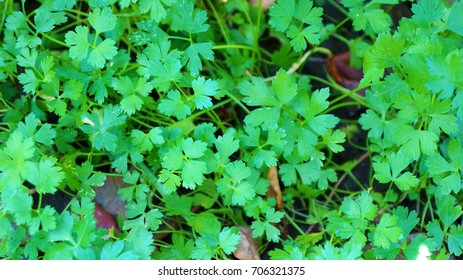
0,0,462,260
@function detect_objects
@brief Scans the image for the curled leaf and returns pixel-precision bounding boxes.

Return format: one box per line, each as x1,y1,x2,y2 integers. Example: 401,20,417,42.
325,52,363,92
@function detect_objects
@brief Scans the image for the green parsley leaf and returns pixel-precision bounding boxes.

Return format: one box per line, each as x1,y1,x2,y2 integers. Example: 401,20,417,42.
18,69,39,94
112,76,153,115
373,152,419,191
396,125,438,160
188,212,221,237
65,25,90,61
251,208,284,242
80,104,127,152
447,225,463,256
391,206,419,240
138,0,174,23
191,76,218,109
27,158,65,194
158,90,191,120
17,48,38,68
100,240,137,260
340,191,378,224
0,131,35,187
65,25,117,69
446,1,463,36
155,233,194,260
426,50,463,99
34,8,67,33
373,213,402,249
183,42,214,77
293,88,339,135
269,0,323,52
160,138,210,190
164,193,193,217
171,0,209,34
190,236,217,260
216,161,256,206
88,38,118,69
426,139,463,196
411,0,445,26
130,20,169,46
215,129,239,165
426,220,444,248
269,0,295,32
125,226,154,259
17,113,56,146
88,7,117,34
219,227,241,254
436,196,462,232
2,187,33,225
240,69,297,129
75,161,106,194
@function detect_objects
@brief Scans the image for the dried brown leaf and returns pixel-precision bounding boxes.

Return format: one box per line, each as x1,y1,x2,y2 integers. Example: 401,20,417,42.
94,176,127,219
325,52,363,91
233,226,261,260
266,166,284,210
248,0,276,11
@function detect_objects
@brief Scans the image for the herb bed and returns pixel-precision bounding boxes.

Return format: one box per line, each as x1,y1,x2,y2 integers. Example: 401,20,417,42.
1,0,463,260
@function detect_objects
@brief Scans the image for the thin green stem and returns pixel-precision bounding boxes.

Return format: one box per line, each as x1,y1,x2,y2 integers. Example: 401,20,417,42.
204,0,230,43
213,44,256,52
285,212,306,235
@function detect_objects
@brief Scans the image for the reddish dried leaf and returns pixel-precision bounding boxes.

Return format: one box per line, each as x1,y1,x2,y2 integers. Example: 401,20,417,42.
326,52,363,91
93,176,127,219
94,204,119,232
266,166,284,210
233,226,261,260
248,0,276,11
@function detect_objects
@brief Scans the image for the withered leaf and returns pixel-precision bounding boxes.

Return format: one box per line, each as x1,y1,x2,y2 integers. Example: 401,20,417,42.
266,166,284,210
233,226,261,260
